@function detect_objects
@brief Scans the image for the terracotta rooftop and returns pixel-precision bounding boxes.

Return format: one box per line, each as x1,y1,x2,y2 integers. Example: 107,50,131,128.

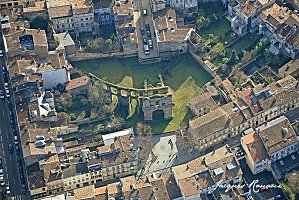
74,185,95,200
65,75,91,91
242,132,269,163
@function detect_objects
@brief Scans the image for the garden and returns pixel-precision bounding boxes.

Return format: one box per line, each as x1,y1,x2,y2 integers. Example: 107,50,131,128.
195,2,230,42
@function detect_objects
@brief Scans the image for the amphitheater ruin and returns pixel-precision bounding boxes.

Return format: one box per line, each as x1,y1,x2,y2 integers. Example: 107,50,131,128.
89,73,174,121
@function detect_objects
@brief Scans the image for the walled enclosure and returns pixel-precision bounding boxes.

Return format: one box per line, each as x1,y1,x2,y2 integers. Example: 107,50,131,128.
89,73,174,121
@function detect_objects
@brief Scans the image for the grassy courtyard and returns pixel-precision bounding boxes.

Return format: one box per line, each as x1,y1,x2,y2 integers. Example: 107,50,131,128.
72,54,212,133
199,17,231,40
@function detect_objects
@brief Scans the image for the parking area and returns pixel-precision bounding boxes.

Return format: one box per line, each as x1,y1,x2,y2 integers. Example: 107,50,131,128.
136,0,159,60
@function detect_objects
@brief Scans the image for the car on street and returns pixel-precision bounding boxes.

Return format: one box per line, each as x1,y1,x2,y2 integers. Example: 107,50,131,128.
22,184,26,194
14,136,18,145
4,82,8,89
0,90,4,99
148,40,153,48
0,178,4,187
2,66,6,74
143,44,149,55
5,89,10,98
142,9,147,16
20,175,25,184
140,28,145,35
16,145,20,154
145,24,150,31
8,144,13,153
0,158,2,167
282,0,286,4
143,38,147,44
6,184,10,195
146,30,151,37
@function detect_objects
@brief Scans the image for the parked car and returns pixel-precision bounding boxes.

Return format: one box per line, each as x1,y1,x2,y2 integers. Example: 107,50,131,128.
6,184,10,195
22,184,26,194
282,0,286,4
14,136,18,145
0,178,4,187
20,175,25,184
148,40,153,48
143,38,147,44
142,9,147,16
146,30,151,37
145,24,150,31
2,66,6,74
15,145,20,154
5,90,10,98
8,144,13,153
0,90,4,99
4,82,8,89
140,28,145,35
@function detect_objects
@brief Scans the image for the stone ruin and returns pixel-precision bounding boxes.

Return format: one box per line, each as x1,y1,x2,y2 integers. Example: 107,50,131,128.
89,73,173,121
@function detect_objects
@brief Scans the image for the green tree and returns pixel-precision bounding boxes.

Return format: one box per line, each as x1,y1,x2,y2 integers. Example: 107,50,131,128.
57,112,71,122
76,111,86,121
228,49,238,66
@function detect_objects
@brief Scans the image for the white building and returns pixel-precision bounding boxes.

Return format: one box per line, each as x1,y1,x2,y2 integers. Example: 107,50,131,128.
47,0,95,35
241,116,299,175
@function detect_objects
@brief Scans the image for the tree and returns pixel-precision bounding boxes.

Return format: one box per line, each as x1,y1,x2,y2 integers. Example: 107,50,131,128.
228,49,238,66
110,33,118,43
210,42,226,58
76,111,86,121
242,50,252,64
57,112,71,122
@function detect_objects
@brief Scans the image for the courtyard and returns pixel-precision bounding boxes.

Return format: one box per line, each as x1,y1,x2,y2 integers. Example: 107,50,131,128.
72,54,212,133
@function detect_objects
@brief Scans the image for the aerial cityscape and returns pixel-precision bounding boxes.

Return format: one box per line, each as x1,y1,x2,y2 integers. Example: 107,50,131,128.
0,0,298,199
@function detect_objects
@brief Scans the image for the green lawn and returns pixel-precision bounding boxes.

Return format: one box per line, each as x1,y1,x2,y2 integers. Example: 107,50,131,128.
199,17,231,40
73,54,212,132
228,33,261,54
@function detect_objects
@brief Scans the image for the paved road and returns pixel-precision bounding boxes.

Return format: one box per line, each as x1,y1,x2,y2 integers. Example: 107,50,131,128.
0,31,24,199
136,0,160,60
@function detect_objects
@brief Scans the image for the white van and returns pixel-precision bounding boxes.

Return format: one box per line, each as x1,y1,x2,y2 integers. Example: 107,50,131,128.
144,44,149,55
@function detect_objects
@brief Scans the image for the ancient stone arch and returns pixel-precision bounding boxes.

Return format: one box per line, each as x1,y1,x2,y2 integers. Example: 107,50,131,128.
89,73,173,121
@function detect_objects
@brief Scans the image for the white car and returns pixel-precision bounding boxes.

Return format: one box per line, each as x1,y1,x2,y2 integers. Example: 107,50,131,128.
148,40,153,48
0,169,3,175
6,89,10,98
6,184,10,195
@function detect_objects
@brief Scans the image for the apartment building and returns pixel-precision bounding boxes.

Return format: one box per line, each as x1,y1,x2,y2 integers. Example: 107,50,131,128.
113,0,134,22
153,8,193,59
4,28,48,58
258,3,299,59
0,0,20,9
169,0,198,15
93,0,114,25
27,128,139,198
188,91,219,117
172,145,243,199
47,0,95,35
241,116,298,175
228,0,275,35
188,75,299,151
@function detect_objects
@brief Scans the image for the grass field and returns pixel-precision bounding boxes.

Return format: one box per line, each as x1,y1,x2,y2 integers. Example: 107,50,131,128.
73,54,212,132
199,17,231,40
